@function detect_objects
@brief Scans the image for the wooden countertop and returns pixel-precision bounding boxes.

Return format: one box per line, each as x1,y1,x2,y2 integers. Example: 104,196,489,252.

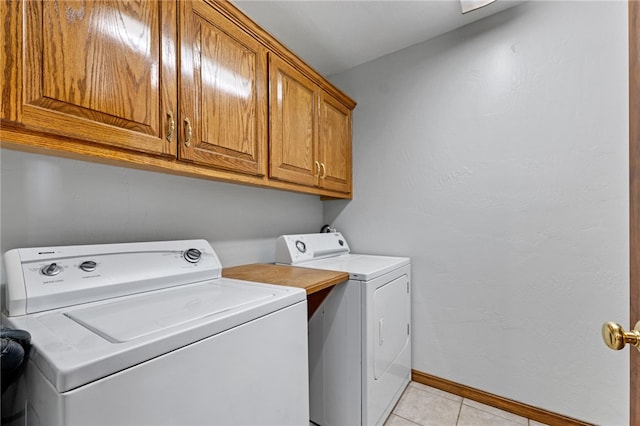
222,264,349,319
222,263,348,295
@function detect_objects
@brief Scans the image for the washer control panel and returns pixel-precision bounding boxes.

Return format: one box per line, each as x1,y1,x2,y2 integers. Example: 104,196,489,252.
275,232,350,265
3,240,220,316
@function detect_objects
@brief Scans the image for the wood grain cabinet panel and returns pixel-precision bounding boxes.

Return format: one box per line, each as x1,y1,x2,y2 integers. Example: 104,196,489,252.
269,54,318,186
179,1,267,176
2,0,355,198
319,91,352,194
15,0,178,157
269,55,353,194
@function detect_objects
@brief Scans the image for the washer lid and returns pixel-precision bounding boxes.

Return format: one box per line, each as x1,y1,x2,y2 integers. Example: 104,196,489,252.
65,281,274,343
4,278,305,393
293,254,409,281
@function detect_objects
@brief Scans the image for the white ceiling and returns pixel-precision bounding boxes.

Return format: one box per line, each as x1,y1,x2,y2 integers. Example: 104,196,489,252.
232,0,524,76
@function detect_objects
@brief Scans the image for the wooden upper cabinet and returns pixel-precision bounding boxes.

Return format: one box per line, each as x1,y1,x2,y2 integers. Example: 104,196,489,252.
179,1,267,176
2,0,355,198
319,91,352,194
15,0,178,157
269,54,318,186
269,54,352,194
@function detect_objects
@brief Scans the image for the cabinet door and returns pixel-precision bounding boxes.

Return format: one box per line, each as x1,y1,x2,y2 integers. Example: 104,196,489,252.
319,91,352,194
269,54,319,187
179,1,267,176
18,0,177,157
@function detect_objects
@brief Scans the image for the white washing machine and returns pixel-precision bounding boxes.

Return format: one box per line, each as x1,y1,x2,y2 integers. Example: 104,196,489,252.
2,240,309,426
276,232,411,426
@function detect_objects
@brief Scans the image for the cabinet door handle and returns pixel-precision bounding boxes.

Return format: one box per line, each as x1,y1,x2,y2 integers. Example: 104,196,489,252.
320,162,327,179
166,111,175,143
314,161,321,177
184,117,192,147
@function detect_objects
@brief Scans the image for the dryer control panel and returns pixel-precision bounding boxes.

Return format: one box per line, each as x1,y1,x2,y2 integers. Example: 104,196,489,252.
275,232,350,265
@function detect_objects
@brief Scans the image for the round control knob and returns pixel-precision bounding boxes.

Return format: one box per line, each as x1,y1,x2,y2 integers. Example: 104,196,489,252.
295,240,306,254
41,263,62,276
79,260,97,272
183,248,202,263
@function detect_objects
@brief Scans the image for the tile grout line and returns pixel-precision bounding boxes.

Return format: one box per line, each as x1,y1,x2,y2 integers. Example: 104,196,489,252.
410,383,463,404
462,398,529,425
391,412,425,426
455,400,463,426
411,383,538,426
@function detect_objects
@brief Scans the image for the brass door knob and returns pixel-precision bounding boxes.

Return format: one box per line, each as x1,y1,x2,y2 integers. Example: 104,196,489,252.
602,321,640,351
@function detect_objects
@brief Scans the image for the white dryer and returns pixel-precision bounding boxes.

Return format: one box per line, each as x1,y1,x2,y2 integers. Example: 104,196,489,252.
2,240,309,426
276,232,411,426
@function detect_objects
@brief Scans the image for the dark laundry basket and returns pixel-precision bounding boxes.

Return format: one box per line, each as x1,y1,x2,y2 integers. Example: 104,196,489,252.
1,327,31,425
1,326,31,394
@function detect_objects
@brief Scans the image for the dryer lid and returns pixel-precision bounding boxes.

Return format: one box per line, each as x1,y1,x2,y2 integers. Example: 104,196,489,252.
275,233,409,280
289,254,409,281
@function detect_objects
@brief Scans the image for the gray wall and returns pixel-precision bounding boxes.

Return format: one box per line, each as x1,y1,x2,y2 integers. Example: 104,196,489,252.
0,1,630,424
326,2,629,424
0,149,323,275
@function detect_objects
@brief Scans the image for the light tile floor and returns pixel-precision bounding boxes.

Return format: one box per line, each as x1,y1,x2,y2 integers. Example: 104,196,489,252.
385,382,550,426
